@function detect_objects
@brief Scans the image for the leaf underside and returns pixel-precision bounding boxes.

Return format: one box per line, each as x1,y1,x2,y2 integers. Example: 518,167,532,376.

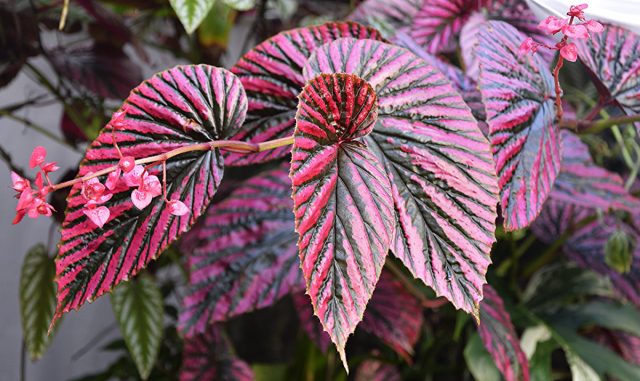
55,65,247,325
477,21,560,231
227,21,384,166
111,274,164,380
304,37,498,316
179,164,303,335
478,285,530,381
291,73,395,368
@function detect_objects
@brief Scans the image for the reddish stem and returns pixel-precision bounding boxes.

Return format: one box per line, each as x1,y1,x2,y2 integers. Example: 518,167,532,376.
553,56,565,121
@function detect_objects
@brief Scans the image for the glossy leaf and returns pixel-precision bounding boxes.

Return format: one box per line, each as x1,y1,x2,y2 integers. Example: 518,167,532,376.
111,274,164,380
170,0,215,34
48,44,143,100
575,25,640,131
227,22,384,166
292,292,331,353
179,165,303,335
348,0,422,31
554,131,640,212
304,37,498,316
180,324,253,381
361,270,423,362
478,285,530,381
477,21,560,230
19,244,56,360
55,65,246,325
410,0,485,54
291,73,395,367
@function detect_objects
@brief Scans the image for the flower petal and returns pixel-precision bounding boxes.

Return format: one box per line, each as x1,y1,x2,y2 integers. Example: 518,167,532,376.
562,24,589,39
561,43,578,61
83,206,110,228
131,189,152,210
167,200,189,216
123,165,144,187
29,146,47,168
585,20,604,33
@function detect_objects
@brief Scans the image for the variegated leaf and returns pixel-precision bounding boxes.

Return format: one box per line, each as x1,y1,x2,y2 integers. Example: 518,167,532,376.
227,22,384,166
54,65,246,325
355,359,402,381
180,324,253,381
361,270,423,362
410,0,486,54
477,21,560,230
478,285,530,381
111,274,164,380
179,164,303,335
20,244,56,360
554,131,640,212
291,73,395,368
575,25,640,132
304,37,499,316
348,0,422,31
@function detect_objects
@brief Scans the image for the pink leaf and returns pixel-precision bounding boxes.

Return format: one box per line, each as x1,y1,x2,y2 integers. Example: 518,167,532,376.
361,270,423,362
305,37,498,317
477,285,530,381
179,165,303,335
477,21,561,230
180,324,253,381
227,22,384,166
53,65,247,326
291,73,395,369
575,25,640,133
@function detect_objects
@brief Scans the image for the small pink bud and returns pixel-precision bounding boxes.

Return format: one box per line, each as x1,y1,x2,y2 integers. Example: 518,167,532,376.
34,172,44,191
539,16,566,34
131,189,153,210
36,201,54,217
123,165,145,187
585,20,604,33
111,110,127,129
13,210,26,225
560,43,578,62
41,162,59,173
16,189,34,211
562,24,589,39
84,206,110,228
30,146,47,168
82,178,106,201
119,156,136,173
167,200,189,216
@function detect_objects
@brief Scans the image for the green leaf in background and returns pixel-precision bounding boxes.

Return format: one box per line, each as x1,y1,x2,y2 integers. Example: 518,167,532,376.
170,0,216,34
605,229,634,274
464,333,501,381
521,326,556,381
19,244,57,360
198,1,236,48
222,0,255,11
111,274,164,380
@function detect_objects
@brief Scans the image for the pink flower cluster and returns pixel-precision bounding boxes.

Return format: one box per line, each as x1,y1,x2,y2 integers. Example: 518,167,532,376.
519,3,603,62
11,147,59,224
11,111,190,229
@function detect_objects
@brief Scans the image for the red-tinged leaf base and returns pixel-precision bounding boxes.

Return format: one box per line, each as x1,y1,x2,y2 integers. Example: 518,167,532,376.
478,285,530,381
477,21,560,230
54,65,247,326
304,37,498,317
227,21,384,166
291,73,395,369
179,165,303,335
180,324,253,381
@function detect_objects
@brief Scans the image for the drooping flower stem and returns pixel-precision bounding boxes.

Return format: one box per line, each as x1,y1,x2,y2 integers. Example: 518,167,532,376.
50,136,295,192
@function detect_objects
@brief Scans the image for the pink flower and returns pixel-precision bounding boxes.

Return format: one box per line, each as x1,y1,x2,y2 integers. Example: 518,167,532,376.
539,16,566,34
119,156,136,173
111,110,127,129
13,189,55,224
41,162,59,174
11,172,30,192
123,165,145,187
519,37,539,56
568,3,588,19
560,43,578,62
585,19,604,33
131,173,162,210
562,24,589,39
106,169,121,191
83,206,110,228
29,146,47,168
167,200,189,216
82,177,107,201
